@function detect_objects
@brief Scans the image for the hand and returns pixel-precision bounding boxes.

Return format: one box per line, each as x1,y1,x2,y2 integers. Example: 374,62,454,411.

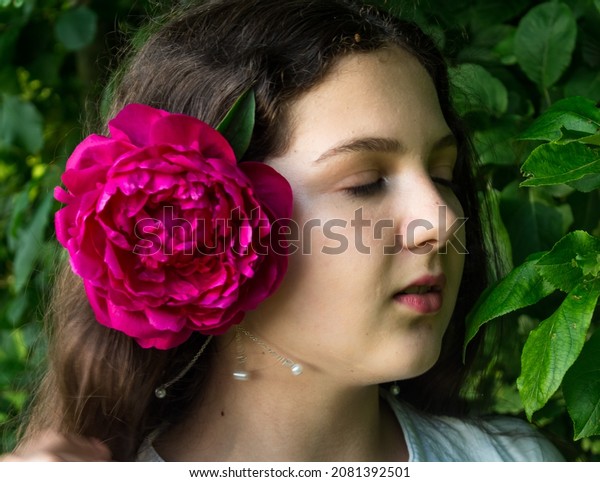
0,431,112,462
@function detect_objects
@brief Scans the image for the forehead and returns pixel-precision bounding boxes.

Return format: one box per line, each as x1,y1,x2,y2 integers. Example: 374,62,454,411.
281,47,449,159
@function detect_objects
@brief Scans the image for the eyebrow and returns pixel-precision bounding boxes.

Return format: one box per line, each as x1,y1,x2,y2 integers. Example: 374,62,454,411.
314,133,457,164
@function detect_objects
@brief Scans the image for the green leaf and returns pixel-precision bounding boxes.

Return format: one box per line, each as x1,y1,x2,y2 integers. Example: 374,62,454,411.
0,17,21,66
514,2,577,89
568,173,600,192
0,328,28,364
464,256,555,353
520,113,598,142
457,25,516,65
449,63,508,117
7,189,30,252
216,90,255,161
535,231,600,292
13,191,54,293
0,94,44,153
519,97,600,142
557,128,600,145
500,182,571,264
54,6,97,51
565,69,600,100
576,252,600,278
520,142,600,187
574,132,600,147
466,1,528,29
563,330,600,439
517,279,600,419
5,293,27,327
473,119,520,166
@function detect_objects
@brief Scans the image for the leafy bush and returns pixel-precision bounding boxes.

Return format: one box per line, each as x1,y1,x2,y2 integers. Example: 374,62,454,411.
465,99,600,449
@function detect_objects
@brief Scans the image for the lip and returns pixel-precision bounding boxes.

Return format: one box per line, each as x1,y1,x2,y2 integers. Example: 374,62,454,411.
393,274,446,314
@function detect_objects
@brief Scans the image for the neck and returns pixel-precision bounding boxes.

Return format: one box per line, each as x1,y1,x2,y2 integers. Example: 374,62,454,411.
154,334,407,462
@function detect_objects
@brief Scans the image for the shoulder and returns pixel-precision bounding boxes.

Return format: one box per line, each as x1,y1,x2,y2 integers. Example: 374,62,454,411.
387,395,564,462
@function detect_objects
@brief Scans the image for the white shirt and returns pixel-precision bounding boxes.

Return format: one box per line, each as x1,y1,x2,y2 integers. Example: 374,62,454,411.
386,393,563,461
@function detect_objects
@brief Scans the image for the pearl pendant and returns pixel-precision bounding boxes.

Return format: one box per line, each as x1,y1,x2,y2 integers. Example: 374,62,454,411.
154,387,167,399
290,363,303,376
233,370,250,381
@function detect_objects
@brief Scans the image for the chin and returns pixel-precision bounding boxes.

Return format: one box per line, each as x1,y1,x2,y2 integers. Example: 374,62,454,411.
394,338,444,381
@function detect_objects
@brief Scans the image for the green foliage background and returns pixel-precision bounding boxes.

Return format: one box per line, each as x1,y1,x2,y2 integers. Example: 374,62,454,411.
0,0,599,460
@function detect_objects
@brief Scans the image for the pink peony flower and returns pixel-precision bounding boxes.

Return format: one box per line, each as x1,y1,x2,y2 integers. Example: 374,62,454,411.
55,104,292,349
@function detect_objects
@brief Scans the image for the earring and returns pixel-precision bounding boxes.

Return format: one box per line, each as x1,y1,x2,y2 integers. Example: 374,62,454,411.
233,326,303,380
232,324,251,381
390,382,400,396
154,335,213,399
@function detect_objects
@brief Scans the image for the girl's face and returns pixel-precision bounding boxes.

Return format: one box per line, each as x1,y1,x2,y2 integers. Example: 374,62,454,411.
242,47,465,386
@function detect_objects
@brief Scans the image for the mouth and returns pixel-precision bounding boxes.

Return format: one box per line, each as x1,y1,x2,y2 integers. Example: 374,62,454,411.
393,274,446,314
396,285,442,295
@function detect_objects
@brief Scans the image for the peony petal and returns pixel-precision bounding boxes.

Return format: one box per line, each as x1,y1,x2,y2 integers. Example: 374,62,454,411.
136,329,193,350
96,215,131,250
104,242,125,280
84,281,111,326
54,204,76,247
123,271,166,299
70,221,109,280
54,186,73,205
65,135,127,171
108,104,170,146
239,162,293,220
102,169,153,198
149,114,236,166
145,307,187,331
191,308,244,335
105,280,146,311
62,164,109,197
88,280,191,349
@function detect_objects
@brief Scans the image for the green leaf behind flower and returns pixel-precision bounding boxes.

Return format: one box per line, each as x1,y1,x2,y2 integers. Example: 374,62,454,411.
216,90,256,162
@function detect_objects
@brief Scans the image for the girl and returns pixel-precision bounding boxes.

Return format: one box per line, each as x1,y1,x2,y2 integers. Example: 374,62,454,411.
3,0,562,462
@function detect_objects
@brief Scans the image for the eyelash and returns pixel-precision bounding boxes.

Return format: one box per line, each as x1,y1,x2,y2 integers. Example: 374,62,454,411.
344,176,462,198
430,177,462,195
344,178,386,197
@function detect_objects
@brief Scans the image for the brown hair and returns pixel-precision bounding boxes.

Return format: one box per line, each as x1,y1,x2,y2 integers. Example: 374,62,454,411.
24,0,489,460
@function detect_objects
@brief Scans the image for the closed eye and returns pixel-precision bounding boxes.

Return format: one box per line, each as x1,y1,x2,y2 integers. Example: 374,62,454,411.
431,176,461,195
344,178,386,198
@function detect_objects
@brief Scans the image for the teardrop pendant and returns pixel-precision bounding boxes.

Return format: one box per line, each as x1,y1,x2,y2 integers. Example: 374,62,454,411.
233,370,250,381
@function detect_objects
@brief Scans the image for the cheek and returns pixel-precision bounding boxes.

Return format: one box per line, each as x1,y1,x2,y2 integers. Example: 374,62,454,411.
280,210,383,308
288,195,353,254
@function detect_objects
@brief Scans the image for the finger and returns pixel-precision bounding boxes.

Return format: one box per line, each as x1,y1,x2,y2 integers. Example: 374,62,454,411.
10,431,112,462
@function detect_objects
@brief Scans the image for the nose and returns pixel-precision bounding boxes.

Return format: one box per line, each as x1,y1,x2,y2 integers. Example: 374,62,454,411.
396,173,465,254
